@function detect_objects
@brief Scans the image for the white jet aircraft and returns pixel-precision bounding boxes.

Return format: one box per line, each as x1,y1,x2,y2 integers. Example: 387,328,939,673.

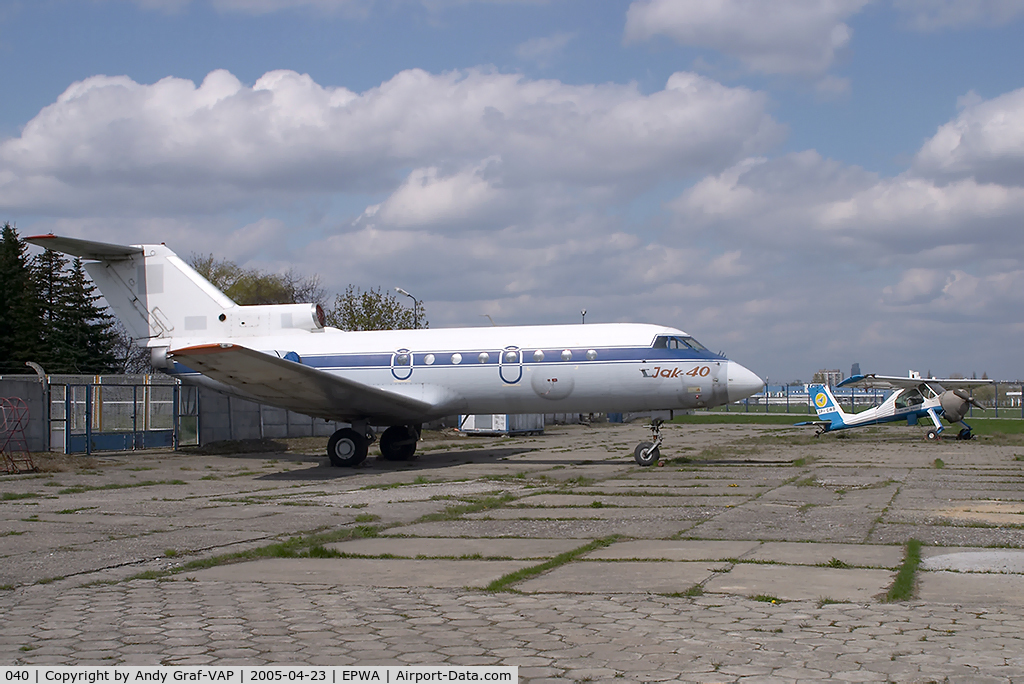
27,235,765,466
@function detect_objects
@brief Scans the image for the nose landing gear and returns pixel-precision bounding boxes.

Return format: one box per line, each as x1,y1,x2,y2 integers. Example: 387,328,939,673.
634,419,664,467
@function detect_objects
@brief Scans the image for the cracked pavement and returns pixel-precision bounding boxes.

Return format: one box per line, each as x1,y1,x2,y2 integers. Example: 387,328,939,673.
3,421,1024,681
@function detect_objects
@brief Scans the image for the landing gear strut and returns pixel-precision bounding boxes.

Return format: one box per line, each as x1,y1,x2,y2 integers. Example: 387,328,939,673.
327,426,373,467
634,419,664,467
379,424,421,461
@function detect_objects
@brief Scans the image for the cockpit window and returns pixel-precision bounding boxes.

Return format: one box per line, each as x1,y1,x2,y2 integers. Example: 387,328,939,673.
652,335,708,351
682,337,708,352
895,389,925,409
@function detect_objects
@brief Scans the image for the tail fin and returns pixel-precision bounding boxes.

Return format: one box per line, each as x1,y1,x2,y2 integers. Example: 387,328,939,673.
25,235,325,365
807,383,847,429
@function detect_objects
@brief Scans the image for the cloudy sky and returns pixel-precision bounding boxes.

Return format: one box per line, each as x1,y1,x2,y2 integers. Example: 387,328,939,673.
2,0,1023,383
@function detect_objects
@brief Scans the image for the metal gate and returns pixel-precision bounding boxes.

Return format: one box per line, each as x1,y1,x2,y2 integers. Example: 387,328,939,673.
49,377,197,454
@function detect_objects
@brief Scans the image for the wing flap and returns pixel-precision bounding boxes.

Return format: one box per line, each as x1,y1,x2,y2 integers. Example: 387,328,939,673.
171,343,437,424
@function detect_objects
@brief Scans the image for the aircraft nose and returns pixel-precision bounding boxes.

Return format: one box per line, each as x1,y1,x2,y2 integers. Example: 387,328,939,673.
727,362,765,404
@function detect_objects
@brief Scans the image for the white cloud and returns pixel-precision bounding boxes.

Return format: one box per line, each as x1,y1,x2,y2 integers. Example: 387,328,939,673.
0,68,782,217
624,0,871,75
359,159,507,229
914,86,1024,185
893,0,1024,30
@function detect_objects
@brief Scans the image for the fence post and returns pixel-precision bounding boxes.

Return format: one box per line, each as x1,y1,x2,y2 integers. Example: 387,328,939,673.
172,383,180,449
85,384,93,457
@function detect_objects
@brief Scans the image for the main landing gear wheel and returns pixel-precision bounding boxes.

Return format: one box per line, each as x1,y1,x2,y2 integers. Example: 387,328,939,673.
634,442,660,467
327,428,369,467
379,425,420,461
957,428,973,440
925,429,940,441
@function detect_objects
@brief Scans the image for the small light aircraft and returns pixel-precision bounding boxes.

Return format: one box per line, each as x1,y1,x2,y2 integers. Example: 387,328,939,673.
26,234,765,466
797,373,991,440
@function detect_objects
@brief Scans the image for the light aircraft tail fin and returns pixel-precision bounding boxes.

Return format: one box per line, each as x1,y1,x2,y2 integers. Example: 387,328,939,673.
25,235,325,367
795,383,848,432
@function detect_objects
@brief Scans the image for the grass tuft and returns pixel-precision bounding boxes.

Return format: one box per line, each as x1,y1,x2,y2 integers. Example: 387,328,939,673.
484,536,618,592
884,538,923,603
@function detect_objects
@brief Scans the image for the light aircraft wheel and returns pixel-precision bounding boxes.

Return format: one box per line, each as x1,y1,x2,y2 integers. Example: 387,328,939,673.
327,428,368,467
634,442,659,467
925,429,940,442
958,428,973,440
379,425,419,461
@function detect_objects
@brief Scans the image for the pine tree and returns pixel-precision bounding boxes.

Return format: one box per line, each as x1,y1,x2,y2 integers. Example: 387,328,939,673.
0,223,43,374
51,258,119,374
32,246,70,372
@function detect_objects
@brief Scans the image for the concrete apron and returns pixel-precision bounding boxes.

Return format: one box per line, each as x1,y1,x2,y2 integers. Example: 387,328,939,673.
183,538,1024,604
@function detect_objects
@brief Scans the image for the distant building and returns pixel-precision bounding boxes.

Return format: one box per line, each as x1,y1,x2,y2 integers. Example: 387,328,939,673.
813,369,844,386
851,362,861,377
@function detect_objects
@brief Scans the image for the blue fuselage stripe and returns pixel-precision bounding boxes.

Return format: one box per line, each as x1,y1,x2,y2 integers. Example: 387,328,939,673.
169,346,724,377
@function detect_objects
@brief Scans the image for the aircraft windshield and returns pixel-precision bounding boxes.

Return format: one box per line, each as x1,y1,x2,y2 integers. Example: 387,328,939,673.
652,335,708,351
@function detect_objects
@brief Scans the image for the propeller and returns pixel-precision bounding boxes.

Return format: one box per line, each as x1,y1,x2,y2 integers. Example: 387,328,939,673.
939,388,984,423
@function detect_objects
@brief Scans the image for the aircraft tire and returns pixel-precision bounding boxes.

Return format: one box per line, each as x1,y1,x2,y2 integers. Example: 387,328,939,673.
379,425,419,461
327,428,368,467
634,442,659,467
958,428,973,440
925,429,939,441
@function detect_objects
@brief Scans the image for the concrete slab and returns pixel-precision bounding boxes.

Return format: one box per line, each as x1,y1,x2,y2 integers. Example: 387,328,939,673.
702,564,893,603
918,570,1024,605
921,549,1024,573
516,561,719,593
747,542,904,569
326,537,580,559
517,493,748,508
465,507,719,520
585,539,761,561
183,558,533,588
384,518,696,539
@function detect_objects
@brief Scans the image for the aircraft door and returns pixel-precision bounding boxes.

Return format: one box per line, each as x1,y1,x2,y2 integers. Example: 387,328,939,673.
391,348,413,380
499,346,522,384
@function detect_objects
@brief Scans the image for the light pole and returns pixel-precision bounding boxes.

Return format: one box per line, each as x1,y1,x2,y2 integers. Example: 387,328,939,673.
581,309,587,324
395,287,420,329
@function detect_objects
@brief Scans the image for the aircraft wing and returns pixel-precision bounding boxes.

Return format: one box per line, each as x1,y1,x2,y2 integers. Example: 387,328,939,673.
836,374,994,389
171,343,438,424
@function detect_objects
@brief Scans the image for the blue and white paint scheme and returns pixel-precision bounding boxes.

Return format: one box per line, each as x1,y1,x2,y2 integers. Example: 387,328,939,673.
797,374,991,441
26,234,765,466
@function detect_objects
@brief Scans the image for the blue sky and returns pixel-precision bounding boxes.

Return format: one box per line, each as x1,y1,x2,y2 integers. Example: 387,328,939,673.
2,0,1024,382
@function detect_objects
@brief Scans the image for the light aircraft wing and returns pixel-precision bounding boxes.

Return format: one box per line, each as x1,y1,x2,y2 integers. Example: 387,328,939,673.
171,343,436,424
836,374,994,390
